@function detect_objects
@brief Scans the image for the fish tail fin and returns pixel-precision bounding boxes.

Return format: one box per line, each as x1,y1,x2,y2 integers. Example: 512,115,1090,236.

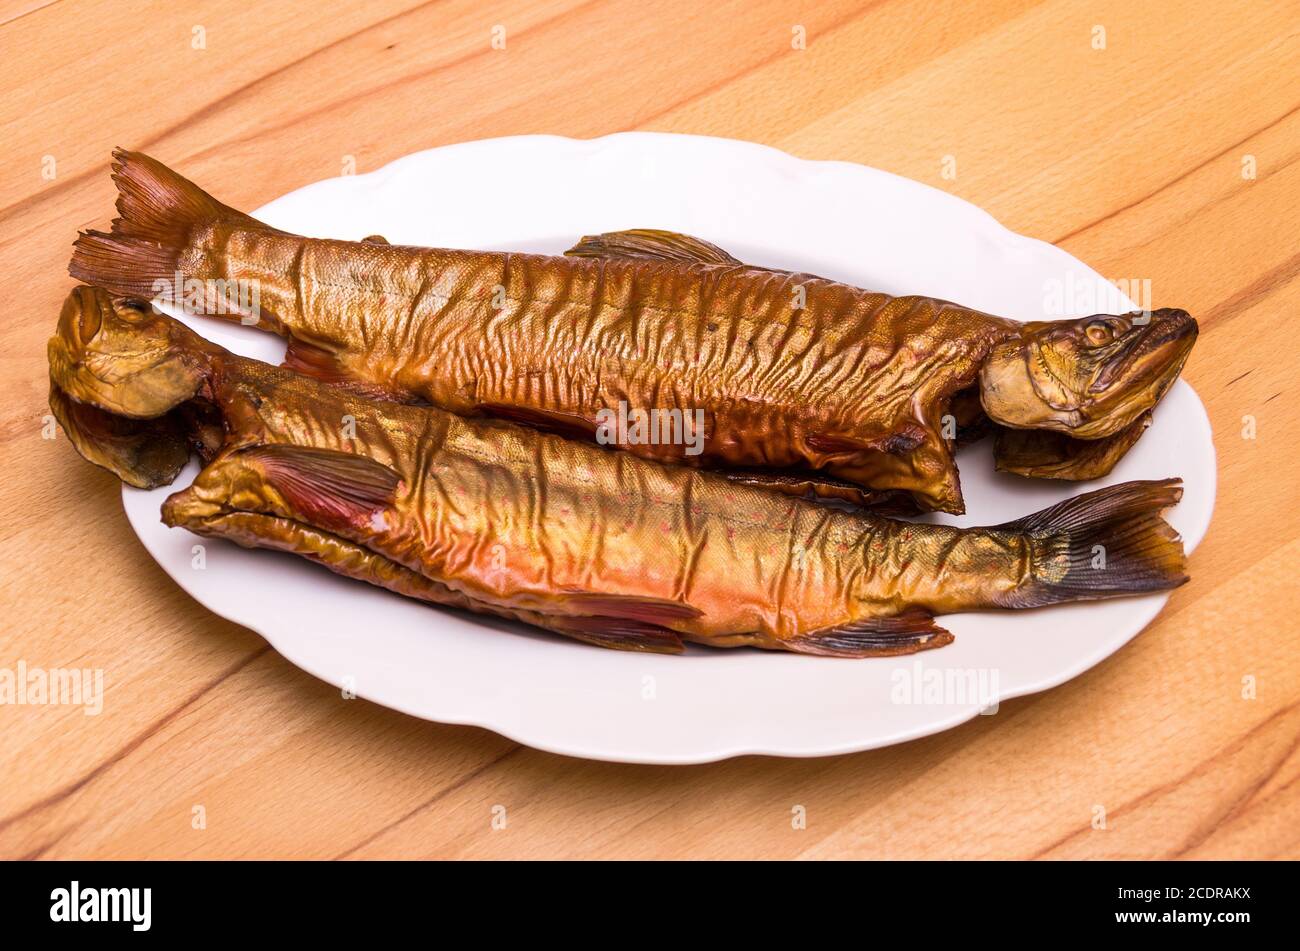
69,148,274,302
1000,479,1188,608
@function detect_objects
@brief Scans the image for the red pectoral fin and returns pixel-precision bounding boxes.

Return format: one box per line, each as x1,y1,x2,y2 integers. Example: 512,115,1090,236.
560,592,703,624
282,337,350,382
243,444,403,529
547,616,686,654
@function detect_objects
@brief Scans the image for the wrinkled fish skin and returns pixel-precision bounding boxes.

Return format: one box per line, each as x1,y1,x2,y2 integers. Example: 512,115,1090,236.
232,238,1014,513
163,343,1006,651
70,151,1200,514
287,244,1012,513
49,289,1189,656
70,151,1028,514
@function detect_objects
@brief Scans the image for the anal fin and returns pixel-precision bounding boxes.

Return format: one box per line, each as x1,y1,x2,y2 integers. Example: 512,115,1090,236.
543,591,701,654
479,402,598,442
792,609,953,658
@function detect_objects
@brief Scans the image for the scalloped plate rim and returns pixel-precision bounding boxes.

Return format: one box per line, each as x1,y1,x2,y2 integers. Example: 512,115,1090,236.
120,132,1216,764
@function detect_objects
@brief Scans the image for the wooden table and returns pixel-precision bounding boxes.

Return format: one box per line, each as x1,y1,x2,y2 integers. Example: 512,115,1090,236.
1,0,1296,860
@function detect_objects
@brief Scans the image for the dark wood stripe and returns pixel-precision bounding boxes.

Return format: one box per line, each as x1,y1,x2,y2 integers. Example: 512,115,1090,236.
0,0,62,30
1198,251,1300,328
0,0,448,225
1171,717,1300,857
1030,698,1299,858
333,745,522,859
632,1,892,127
1054,102,1300,245
0,645,272,834
178,0,611,165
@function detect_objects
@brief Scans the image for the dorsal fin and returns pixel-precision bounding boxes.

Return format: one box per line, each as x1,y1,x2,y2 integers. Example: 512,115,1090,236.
565,229,744,266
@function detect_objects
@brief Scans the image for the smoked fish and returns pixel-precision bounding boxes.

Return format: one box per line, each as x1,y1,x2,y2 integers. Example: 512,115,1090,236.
69,151,1197,515
69,151,1198,514
49,287,1189,656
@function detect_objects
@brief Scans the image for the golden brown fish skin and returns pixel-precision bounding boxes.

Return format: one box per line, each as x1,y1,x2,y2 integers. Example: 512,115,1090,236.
158,348,980,644
69,152,1025,514
50,289,1189,656
994,411,1153,480
173,509,687,653
199,229,1020,515
69,151,1196,515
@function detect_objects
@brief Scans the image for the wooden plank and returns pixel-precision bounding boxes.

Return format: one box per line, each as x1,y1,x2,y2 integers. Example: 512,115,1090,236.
1,0,1295,859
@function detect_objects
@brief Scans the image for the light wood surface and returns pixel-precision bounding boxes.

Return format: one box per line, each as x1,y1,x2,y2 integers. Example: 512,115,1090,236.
1,0,1296,860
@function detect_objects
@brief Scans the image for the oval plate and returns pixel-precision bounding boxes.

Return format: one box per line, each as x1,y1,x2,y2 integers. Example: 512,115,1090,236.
122,133,1215,764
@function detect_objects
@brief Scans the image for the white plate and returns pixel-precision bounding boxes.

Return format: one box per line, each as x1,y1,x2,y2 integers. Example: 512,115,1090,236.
122,133,1215,764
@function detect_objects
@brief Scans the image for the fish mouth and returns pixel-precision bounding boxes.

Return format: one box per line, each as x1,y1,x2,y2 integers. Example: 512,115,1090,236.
48,375,197,488
1072,309,1197,438
1090,309,1197,394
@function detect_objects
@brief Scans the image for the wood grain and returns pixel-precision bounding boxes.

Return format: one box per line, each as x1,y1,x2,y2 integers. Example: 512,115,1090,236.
1,0,1296,859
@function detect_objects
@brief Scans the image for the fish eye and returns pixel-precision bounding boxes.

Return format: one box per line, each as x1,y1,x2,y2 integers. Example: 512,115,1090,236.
1084,320,1115,346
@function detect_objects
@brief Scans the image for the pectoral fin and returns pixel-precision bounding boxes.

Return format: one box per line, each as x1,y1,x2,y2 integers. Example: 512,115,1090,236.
565,229,744,266
546,616,686,653
717,467,921,512
243,444,403,528
559,592,703,624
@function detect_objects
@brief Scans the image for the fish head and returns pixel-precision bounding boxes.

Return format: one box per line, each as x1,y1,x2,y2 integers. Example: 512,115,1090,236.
979,308,1196,439
47,286,219,487
48,285,214,419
